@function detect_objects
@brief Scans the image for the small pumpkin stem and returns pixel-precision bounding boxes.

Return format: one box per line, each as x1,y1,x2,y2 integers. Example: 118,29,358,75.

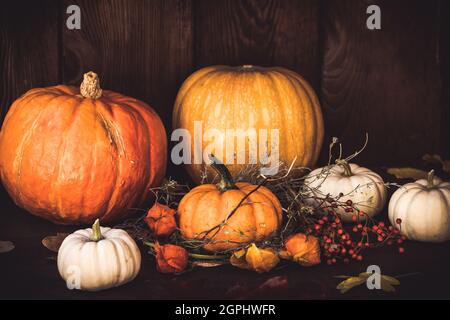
80,71,103,99
91,219,102,241
208,154,236,192
336,159,353,176
427,170,435,188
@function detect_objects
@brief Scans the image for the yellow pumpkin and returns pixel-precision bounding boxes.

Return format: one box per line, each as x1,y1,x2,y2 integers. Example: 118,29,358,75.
172,65,324,183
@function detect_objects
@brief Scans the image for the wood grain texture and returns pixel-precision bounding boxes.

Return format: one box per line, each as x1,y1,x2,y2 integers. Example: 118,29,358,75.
320,0,443,166
0,0,447,171
194,0,321,89
61,0,193,181
439,0,450,160
0,1,59,123
62,0,193,128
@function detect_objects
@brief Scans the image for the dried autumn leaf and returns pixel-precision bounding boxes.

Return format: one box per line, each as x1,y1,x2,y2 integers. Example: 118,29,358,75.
0,241,14,253
333,275,353,279
381,281,396,292
381,274,400,285
423,154,450,172
358,272,372,279
336,276,367,294
42,233,69,252
258,276,289,291
336,272,400,294
387,167,428,180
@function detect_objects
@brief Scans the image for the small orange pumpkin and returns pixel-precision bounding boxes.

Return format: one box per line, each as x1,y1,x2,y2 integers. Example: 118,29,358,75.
177,156,283,252
0,72,167,225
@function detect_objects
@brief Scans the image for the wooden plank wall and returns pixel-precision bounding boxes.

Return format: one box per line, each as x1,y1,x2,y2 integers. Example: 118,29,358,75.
1,0,449,175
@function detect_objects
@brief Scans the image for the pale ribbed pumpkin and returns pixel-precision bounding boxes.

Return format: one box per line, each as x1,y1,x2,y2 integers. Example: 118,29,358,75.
304,161,387,222
58,219,141,291
0,72,167,225
388,170,450,242
172,65,324,183
177,159,283,252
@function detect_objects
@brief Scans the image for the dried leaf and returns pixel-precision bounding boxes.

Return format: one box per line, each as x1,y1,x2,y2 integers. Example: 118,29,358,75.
423,153,443,165
336,277,367,294
336,272,401,294
387,167,428,180
381,281,396,292
334,275,353,279
423,154,450,172
0,241,14,253
381,275,401,285
258,276,289,291
42,233,69,252
255,275,290,297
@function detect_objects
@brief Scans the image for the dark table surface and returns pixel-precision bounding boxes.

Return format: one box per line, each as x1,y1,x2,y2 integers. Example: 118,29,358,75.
1,167,450,300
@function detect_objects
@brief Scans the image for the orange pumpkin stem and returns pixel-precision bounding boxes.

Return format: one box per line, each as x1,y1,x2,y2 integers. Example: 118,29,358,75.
80,71,103,99
336,159,353,176
208,154,236,192
427,170,435,188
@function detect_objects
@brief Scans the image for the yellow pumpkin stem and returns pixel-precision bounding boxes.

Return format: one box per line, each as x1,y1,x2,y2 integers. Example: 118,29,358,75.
208,154,236,192
427,170,435,188
336,159,353,176
80,71,103,99
240,65,254,70
91,218,102,241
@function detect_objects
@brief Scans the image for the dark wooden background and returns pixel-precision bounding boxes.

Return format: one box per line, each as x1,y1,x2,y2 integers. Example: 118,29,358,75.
1,0,450,300
1,0,449,175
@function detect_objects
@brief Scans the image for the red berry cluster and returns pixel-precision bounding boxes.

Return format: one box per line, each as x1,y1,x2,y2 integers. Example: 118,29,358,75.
303,199,406,265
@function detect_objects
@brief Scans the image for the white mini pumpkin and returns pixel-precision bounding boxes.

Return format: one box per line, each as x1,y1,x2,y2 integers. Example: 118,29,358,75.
388,170,450,242
304,161,387,222
57,219,141,291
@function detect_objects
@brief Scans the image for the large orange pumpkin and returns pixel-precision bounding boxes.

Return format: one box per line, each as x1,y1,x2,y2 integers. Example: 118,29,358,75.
177,157,283,252
0,72,167,225
172,65,324,183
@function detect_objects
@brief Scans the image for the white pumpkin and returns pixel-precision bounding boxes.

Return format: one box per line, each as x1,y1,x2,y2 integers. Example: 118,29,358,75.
57,219,141,291
304,161,387,222
388,170,450,242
